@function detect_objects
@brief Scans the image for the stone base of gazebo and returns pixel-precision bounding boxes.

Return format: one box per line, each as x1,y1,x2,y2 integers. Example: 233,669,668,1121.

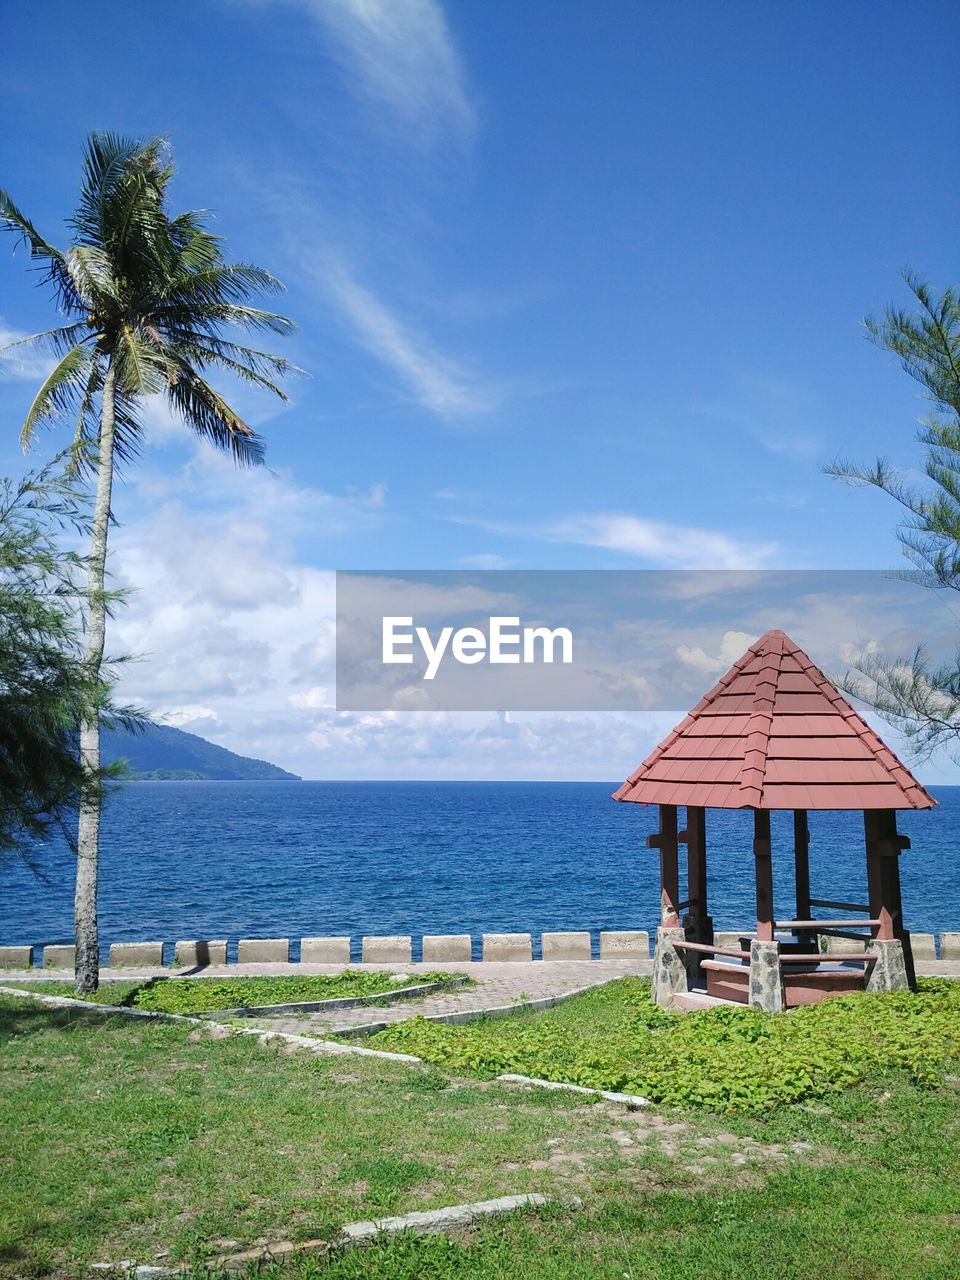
653,927,910,1013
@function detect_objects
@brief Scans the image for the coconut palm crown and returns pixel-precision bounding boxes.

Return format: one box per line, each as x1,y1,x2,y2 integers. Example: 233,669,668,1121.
0,134,296,994
0,133,295,464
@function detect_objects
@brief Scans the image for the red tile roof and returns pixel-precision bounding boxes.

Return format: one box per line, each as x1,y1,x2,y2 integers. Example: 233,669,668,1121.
613,630,935,811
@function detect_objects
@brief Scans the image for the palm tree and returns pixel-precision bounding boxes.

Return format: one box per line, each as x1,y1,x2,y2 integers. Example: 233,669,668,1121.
1,134,296,994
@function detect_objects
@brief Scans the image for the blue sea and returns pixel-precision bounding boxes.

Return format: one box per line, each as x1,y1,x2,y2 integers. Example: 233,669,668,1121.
1,781,959,962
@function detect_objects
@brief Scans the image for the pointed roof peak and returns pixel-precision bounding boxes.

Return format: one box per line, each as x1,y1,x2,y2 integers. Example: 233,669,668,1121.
614,631,935,811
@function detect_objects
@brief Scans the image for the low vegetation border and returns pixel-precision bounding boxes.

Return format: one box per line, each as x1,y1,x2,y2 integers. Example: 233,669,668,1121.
331,980,617,1038
0,985,423,1065
87,1193,570,1277
3,970,469,1016
189,975,470,1019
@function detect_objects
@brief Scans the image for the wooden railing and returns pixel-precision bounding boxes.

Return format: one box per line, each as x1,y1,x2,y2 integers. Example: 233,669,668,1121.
671,936,878,967
775,918,882,930
808,898,872,914
672,940,750,960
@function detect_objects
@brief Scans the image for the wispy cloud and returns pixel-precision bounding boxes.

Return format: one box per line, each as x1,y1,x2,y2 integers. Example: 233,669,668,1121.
545,513,776,570
306,0,476,148
449,510,776,570
324,259,495,417
458,553,515,569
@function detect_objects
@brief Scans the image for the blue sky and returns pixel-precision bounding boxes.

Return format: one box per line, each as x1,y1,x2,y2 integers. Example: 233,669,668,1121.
1,0,959,778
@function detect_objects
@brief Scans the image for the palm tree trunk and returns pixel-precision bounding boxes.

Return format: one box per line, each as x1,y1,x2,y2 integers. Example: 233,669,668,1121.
74,359,118,996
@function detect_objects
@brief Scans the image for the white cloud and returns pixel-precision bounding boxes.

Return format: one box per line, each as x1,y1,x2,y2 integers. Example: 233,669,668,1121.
307,0,476,148
458,553,515,569
156,704,223,729
452,511,777,570
545,513,776,570
676,629,759,675
324,260,494,417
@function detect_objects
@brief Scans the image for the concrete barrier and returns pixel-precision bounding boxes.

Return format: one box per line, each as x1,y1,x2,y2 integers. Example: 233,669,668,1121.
820,935,866,954
541,931,591,961
599,930,650,959
174,939,227,967
361,935,412,964
482,933,533,962
237,938,289,964
301,937,351,965
422,934,472,963
941,932,960,962
42,945,75,969
0,945,33,969
714,931,746,950
109,941,164,968
910,932,937,961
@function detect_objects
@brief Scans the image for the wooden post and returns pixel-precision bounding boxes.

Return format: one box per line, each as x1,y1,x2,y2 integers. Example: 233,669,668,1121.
754,808,774,942
864,809,907,942
647,804,680,928
864,810,886,939
793,809,813,947
683,805,708,926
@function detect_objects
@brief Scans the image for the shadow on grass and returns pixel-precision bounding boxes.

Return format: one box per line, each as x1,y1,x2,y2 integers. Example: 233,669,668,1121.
0,997,153,1044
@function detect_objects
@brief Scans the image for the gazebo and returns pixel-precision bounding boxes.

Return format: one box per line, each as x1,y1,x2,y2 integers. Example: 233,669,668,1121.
614,629,935,1012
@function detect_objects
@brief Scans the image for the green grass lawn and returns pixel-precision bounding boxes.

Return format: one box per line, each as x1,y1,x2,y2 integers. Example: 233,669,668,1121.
1,985,959,1279
366,976,960,1111
1,970,465,1015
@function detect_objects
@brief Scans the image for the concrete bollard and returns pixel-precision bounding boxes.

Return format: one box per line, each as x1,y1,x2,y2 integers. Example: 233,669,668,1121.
819,934,866,954
422,935,472,963
109,942,164,968
237,938,290,964
361,936,413,964
0,945,33,969
482,933,533,962
174,939,227,967
714,931,746,950
42,944,76,969
300,937,351,965
940,932,960,962
910,932,937,961
541,931,591,961
599,930,650,960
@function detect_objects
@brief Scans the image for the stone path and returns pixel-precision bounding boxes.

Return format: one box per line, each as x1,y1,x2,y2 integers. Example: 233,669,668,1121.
1,959,652,1035
240,960,652,1036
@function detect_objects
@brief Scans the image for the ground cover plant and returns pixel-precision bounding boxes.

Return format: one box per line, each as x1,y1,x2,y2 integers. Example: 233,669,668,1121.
2,970,466,1015
2,990,959,1279
366,977,960,1111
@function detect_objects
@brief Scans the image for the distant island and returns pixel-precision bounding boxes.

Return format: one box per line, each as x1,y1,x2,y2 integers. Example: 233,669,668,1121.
101,723,301,781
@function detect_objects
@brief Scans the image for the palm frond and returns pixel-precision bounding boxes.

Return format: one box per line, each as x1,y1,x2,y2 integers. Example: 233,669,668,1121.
166,329,301,380
0,190,82,313
0,322,90,359
166,362,265,466
65,245,115,308
20,344,98,447
115,325,168,398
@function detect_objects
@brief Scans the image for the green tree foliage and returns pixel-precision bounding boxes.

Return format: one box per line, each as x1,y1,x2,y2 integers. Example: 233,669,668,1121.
828,274,960,756
0,456,134,867
0,134,296,991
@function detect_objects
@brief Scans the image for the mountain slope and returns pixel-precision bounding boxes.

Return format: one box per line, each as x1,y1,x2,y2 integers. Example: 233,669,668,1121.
101,723,301,781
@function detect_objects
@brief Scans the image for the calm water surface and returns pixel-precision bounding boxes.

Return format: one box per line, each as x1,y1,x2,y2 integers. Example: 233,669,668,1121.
2,781,958,960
